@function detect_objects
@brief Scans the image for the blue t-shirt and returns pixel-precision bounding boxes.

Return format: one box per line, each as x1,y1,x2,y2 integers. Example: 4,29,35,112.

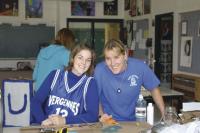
94,57,160,121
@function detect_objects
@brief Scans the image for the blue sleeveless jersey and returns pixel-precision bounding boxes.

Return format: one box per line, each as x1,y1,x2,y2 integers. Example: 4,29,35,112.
45,69,92,118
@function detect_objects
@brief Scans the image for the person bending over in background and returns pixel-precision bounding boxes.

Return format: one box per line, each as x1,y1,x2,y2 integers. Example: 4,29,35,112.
94,39,165,122
33,28,75,92
31,44,99,126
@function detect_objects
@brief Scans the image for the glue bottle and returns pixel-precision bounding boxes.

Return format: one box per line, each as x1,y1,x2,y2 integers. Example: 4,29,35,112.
147,103,154,125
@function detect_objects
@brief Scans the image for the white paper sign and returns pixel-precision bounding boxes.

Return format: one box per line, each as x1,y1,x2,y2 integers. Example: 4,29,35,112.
180,36,193,67
2,80,33,127
182,102,200,112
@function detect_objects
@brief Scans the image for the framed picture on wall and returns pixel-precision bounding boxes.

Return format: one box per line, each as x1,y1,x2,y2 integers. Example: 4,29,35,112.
71,1,95,16
129,0,136,16
0,0,18,16
181,21,187,35
180,36,193,67
125,0,130,10
25,0,42,18
136,0,143,15
144,0,150,14
104,0,118,15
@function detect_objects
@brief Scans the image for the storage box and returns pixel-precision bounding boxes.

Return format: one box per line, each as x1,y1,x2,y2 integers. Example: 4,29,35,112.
195,79,200,101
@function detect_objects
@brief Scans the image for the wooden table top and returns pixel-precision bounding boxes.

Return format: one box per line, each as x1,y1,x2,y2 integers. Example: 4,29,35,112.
20,122,151,133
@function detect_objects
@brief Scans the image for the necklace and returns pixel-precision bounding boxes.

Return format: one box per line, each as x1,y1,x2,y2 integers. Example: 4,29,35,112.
116,63,127,94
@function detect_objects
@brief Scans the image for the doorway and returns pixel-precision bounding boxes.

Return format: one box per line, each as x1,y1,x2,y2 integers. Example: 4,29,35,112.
155,13,173,87
67,18,124,63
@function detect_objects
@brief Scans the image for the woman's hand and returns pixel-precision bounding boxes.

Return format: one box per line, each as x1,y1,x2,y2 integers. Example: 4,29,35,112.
99,114,112,122
41,114,66,126
99,114,118,125
41,118,53,126
48,114,66,126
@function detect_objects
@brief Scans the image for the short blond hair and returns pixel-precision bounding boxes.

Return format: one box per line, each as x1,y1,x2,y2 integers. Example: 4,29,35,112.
104,39,126,56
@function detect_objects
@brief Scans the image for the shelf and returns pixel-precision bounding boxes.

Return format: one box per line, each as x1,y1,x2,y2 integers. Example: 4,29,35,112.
125,14,152,21
173,84,195,93
172,74,200,101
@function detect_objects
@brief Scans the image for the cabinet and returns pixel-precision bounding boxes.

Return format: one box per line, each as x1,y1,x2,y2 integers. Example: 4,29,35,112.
172,74,200,101
0,70,32,89
155,13,173,87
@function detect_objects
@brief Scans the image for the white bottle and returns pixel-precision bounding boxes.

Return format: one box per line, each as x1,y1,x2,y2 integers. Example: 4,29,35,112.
147,103,154,125
135,94,147,122
12,2,17,16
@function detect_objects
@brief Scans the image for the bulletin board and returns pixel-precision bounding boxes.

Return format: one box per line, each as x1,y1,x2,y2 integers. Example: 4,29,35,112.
178,10,200,74
0,24,55,58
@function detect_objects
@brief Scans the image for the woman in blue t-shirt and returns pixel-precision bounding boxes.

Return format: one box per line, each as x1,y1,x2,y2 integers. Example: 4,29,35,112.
94,39,165,122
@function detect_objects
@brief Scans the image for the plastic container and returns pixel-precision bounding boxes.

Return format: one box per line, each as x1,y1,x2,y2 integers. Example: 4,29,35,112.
147,103,154,125
135,94,147,122
165,106,177,125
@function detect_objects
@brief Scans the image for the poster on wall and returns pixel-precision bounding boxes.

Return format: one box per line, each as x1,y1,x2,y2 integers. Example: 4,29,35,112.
129,0,136,16
136,0,143,15
0,0,18,16
161,20,172,40
104,0,118,15
126,20,133,48
25,0,43,18
125,0,130,11
71,1,95,16
143,0,150,14
180,36,193,67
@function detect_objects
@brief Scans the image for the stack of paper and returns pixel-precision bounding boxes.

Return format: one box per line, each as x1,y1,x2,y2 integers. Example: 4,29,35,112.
182,102,200,112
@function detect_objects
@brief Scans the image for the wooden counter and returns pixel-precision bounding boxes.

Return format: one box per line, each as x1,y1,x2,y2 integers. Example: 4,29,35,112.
172,74,200,101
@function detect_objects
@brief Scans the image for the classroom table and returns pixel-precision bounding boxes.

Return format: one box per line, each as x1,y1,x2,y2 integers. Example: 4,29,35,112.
142,87,184,113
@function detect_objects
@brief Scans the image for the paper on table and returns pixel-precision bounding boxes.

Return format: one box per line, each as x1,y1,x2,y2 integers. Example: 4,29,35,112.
182,102,200,112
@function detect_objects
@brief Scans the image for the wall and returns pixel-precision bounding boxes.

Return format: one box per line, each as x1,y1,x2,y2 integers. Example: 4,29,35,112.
124,0,200,77
0,0,124,69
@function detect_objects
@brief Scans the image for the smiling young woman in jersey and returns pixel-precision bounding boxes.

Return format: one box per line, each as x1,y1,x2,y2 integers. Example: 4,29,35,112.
30,44,99,126
94,39,165,122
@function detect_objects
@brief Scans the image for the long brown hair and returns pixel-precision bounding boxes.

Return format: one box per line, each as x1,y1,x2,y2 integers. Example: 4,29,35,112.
53,28,75,50
66,44,96,76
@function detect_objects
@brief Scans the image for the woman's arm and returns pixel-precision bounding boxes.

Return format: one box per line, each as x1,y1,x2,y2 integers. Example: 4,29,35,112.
66,78,99,124
30,70,56,124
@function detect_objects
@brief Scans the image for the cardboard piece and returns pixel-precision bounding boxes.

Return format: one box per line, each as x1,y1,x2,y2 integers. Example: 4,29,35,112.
20,122,151,133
